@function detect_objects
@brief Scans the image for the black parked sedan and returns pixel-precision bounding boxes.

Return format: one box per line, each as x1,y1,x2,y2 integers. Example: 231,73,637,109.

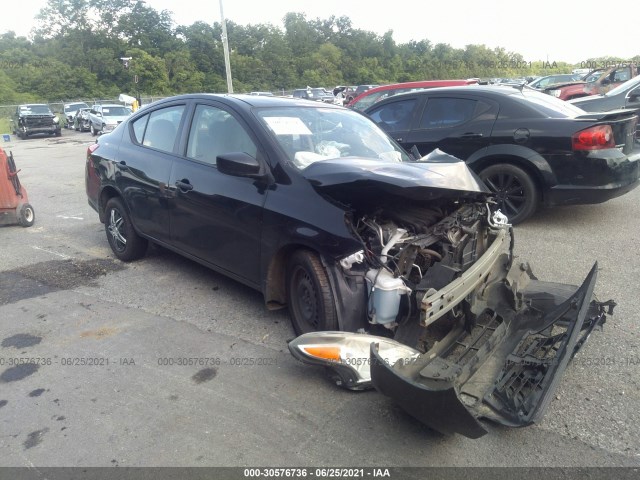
86,94,614,438
364,85,640,223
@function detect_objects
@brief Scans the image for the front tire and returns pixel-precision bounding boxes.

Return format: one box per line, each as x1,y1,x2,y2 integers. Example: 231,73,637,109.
90,124,97,136
104,197,148,261
18,203,35,227
286,250,338,335
479,163,539,225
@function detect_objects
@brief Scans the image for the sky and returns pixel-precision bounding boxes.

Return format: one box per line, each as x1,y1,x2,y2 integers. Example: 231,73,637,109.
3,0,638,65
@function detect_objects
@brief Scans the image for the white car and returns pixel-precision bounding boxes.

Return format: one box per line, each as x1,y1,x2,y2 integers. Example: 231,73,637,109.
88,104,132,135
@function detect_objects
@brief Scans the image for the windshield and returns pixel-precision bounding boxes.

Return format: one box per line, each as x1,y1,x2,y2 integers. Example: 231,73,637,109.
606,75,640,97
102,106,131,116
255,105,411,170
64,103,89,113
585,70,605,83
22,105,52,115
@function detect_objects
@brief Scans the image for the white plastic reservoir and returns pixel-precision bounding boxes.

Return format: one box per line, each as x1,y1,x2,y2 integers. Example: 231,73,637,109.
365,268,412,325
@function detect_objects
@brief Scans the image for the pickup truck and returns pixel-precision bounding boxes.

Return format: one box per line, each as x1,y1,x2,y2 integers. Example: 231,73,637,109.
543,65,639,100
11,104,61,139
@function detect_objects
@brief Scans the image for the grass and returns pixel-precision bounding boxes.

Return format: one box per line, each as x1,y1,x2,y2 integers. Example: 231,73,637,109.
0,118,11,134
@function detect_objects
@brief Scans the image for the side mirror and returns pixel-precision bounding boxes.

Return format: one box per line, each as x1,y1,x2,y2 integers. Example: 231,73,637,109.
217,152,266,180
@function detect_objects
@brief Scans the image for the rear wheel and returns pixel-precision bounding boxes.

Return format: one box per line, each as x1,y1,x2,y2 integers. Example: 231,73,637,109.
286,250,338,335
104,197,148,261
18,203,35,227
479,163,539,224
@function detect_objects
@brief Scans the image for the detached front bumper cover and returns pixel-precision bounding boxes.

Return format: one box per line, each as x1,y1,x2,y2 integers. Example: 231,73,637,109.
290,262,613,439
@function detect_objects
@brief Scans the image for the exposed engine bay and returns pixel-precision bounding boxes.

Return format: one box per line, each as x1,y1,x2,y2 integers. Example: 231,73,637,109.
290,196,613,438
348,200,510,335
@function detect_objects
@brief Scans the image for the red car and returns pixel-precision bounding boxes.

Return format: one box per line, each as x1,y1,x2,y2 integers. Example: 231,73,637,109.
347,79,478,111
544,65,639,100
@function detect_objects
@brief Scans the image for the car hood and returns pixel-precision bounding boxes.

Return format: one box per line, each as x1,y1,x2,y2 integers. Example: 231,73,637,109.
543,81,585,92
301,149,490,203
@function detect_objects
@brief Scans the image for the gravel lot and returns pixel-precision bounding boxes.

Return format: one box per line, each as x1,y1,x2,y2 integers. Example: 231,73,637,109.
0,130,638,468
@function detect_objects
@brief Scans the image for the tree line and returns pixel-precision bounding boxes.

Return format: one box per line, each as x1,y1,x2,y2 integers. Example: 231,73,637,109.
0,0,636,104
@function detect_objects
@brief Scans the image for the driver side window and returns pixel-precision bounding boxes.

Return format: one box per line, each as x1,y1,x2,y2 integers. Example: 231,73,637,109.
186,105,257,166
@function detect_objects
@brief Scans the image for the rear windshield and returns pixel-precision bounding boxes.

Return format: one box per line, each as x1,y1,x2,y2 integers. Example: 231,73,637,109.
518,89,587,118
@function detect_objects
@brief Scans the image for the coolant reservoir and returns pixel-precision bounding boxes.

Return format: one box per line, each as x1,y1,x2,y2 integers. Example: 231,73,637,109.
365,268,412,326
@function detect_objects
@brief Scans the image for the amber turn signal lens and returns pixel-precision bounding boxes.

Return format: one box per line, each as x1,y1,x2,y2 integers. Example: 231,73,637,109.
302,346,341,361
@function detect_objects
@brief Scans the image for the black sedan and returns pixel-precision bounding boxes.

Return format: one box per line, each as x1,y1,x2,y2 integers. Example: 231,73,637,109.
86,94,613,438
570,75,640,115
364,85,640,224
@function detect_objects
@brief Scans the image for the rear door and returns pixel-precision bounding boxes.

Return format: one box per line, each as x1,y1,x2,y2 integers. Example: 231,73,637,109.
168,101,268,286
369,93,498,160
115,102,187,243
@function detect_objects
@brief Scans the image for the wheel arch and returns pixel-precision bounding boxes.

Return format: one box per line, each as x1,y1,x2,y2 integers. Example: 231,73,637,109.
264,243,317,310
468,148,556,204
98,185,122,224
263,243,368,333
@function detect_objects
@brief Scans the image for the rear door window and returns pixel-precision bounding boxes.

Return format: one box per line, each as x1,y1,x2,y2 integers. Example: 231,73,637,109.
367,98,417,132
418,98,477,129
132,105,185,153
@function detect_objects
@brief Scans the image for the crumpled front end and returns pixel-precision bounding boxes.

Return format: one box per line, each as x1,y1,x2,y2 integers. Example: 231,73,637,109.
289,155,613,438
289,198,612,438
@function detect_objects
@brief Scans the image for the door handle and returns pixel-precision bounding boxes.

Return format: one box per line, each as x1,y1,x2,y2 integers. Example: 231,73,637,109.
459,133,483,139
175,179,194,192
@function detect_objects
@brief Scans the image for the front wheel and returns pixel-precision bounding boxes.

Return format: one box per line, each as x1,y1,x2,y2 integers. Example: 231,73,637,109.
479,163,539,225
286,250,338,335
104,197,148,261
90,124,97,136
18,203,35,227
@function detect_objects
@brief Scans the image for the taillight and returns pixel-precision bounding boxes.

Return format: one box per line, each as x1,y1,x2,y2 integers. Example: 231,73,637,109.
572,125,615,151
86,142,99,162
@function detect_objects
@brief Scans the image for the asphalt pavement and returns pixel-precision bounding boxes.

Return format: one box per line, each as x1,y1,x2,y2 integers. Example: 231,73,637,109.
0,129,638,468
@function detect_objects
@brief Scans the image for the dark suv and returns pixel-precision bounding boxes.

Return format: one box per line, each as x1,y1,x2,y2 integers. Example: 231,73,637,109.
11,104,62,139
365,85,640,223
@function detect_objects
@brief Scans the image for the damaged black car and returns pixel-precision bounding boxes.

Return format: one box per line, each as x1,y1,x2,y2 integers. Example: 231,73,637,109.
85,94,613,438
11,103,62,139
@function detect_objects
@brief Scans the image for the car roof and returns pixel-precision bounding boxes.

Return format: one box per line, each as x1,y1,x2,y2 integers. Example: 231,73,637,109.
350,80,479,105
363,84,522,104
360,79,476,94
147,93,343,110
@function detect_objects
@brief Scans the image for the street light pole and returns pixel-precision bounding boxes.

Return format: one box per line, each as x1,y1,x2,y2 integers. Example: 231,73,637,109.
219,0,233,93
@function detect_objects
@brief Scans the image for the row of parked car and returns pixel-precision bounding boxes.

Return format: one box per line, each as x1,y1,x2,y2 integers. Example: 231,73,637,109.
10,101,133,139
63,101,133,135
